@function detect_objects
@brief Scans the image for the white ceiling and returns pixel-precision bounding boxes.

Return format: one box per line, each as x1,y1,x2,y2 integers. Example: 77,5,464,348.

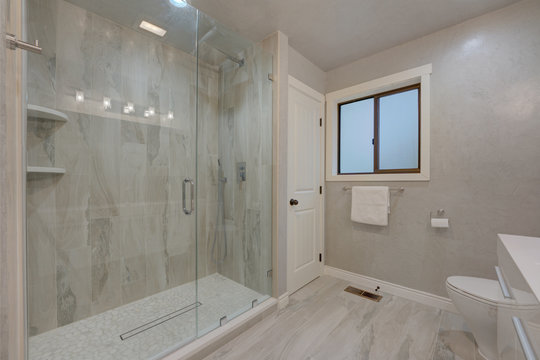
190,0,521,71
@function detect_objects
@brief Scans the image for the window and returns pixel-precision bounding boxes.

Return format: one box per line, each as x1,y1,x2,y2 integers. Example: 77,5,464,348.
325,64,431,182
338,84,420,174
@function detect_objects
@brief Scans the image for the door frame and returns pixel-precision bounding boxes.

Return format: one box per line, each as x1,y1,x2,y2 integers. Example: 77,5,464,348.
2,0,27,358
286,75,325,294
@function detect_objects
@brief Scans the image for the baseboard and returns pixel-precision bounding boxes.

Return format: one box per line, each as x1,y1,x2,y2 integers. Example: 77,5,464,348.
324,266,457,313
161,297,277,360
278,292,289,309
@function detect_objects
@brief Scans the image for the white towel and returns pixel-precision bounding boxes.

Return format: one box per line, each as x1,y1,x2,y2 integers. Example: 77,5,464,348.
350,186,390,226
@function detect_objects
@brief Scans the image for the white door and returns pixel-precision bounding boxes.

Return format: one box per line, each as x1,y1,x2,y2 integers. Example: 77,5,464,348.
287,76,325,294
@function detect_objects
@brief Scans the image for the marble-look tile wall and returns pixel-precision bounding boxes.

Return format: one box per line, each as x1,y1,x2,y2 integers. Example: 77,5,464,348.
324,0,540,297
214,45,273,297
26,0,219,335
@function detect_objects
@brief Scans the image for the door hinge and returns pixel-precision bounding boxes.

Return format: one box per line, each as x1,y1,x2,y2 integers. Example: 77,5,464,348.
319,186,322,194
319,253,322,262
320,118,322,127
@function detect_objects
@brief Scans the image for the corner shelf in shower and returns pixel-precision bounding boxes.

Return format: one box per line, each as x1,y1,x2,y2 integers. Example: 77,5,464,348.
27,166,66,175
27,104,69,122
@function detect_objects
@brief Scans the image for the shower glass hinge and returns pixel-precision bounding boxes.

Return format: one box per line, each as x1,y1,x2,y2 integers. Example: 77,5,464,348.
268,73,274,81
266,269,272,278
251,299,259,308
219,316,228,326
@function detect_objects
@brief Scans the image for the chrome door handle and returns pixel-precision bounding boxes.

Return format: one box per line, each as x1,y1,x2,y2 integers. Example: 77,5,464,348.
512,317,537,360
6,33,42,54
183,178,195,215
495,266,513,299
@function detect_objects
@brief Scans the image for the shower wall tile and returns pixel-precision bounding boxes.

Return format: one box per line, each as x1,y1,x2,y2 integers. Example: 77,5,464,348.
89,14,122,103
87,116,121,219
145,251,169,296
54,112,91,176
27,176,58,335
91,259,122,314
169,251,196,289
27,0,57,108
56,246,91,326
55,1,93,114
26,118,57,168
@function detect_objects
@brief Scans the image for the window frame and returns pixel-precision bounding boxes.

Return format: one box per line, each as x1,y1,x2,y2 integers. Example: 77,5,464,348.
325,64,431,182
337,83,421,175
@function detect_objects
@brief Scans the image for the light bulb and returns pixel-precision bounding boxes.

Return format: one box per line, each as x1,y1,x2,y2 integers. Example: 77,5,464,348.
167,111,174,120
103,97,111,110
75,91,84,103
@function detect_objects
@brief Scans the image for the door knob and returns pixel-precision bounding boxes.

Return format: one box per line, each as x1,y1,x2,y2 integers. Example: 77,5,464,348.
289,199,299,206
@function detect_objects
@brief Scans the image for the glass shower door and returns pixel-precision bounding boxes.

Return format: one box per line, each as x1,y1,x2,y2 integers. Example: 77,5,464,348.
195,12,274,335
25,0,199,359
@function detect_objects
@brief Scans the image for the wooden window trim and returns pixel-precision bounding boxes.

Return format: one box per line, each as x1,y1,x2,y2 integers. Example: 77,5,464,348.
337,83,421,175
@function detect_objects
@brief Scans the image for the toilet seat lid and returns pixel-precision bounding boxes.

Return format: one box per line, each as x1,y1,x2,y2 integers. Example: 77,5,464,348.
447,276,539,306
447,276,512,304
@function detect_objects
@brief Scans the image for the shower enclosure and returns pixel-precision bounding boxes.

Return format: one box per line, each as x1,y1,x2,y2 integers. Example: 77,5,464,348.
24,0,272,358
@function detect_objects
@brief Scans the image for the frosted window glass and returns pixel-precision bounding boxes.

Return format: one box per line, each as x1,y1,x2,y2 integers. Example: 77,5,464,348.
379,89,419,170
339,99,374,173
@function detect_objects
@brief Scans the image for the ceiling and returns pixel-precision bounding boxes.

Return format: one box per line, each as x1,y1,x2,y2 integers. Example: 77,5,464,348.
189,0,521,71
66,0,252,66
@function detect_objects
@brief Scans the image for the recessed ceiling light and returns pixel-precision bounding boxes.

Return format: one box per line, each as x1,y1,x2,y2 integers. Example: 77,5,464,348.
170,0,187,8
139,21,167,37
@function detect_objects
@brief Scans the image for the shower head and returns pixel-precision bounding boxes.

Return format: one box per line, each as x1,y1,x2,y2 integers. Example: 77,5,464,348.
199,26,245,67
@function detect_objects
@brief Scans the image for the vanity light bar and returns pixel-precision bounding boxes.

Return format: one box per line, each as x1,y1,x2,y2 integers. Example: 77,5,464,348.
139,21,167,37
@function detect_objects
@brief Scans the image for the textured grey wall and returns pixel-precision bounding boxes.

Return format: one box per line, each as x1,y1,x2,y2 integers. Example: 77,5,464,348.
325,0,540,297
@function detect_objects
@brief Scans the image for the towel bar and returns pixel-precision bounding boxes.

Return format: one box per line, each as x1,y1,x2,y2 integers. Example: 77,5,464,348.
342,186,404,192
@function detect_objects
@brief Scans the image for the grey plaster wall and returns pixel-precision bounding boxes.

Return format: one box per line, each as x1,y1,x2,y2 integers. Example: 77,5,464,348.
325,0,540,297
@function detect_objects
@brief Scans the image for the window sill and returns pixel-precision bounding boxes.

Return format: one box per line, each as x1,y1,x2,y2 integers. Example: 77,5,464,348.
326,172,429,182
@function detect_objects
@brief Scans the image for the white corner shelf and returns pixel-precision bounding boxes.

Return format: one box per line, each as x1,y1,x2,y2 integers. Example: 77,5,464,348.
27,104,69,122
27,166,66,174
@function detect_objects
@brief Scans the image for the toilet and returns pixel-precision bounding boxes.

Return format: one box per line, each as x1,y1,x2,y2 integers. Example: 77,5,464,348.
446,276,512,360
447,276,540,360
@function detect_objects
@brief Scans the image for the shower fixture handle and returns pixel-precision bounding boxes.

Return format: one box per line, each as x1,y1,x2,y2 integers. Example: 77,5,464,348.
183,178,195,215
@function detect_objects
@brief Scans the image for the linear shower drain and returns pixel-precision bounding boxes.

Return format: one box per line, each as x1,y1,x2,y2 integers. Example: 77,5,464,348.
344,286,383,302
120,301,201,340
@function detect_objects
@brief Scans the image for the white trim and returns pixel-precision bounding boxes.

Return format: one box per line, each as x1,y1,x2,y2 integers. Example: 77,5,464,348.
161,298,277,360
287,76,325,294
325,64,432,182
278,292,290,309
324,266,457,313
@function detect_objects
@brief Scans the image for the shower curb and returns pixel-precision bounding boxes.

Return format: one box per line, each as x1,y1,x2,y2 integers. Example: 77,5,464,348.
160,297,278,360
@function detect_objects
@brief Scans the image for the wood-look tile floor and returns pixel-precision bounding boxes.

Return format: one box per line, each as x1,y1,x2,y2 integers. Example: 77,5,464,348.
204,276,480,360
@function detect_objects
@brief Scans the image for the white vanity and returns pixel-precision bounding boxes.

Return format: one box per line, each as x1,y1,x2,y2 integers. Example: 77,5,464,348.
497,234,540,360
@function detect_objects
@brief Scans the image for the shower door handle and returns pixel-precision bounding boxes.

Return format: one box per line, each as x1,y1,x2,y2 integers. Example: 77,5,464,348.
183,178,195,215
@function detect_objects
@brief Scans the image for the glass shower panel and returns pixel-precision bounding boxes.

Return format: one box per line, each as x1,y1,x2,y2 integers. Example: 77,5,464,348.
25,0,199,358
196,12,273,334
